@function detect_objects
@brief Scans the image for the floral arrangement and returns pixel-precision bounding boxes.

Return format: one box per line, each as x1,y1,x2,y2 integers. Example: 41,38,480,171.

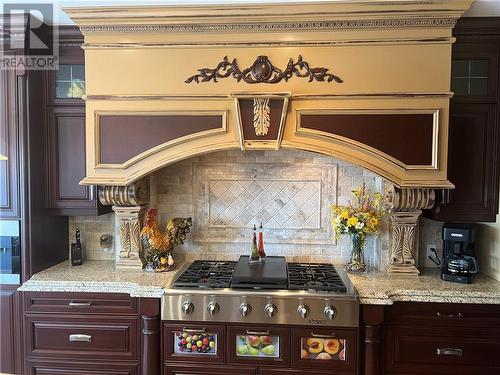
331,183,385,272
140,208,192,272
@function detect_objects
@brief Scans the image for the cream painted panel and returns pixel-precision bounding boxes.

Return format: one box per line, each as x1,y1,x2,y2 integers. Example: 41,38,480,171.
84,43,451,96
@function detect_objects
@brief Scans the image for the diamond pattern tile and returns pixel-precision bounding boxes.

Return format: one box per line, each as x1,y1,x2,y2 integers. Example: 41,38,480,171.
209,180,321,229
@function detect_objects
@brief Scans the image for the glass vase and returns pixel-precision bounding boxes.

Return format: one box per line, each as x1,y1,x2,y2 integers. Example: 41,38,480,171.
346,233,367,273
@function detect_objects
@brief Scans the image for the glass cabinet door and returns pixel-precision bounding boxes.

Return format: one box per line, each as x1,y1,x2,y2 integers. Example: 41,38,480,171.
228,326,290,367
163,324,225,364
291,328,357,371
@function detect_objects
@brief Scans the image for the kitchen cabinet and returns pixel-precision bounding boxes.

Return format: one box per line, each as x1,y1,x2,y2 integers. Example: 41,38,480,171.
0,285,21,374
427,18,500,222
23,291,161,375
361,302,500,375
0,68,21,219
43,27,110,216
164,364,256,375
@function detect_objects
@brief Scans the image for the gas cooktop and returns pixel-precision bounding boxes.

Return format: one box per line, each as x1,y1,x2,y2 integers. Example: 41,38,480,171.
172,257,347,293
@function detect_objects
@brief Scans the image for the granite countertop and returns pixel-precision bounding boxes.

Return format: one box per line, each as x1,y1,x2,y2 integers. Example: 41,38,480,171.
18,260,500,304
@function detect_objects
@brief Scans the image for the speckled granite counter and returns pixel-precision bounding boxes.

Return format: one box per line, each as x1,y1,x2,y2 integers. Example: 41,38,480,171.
17,260,183,298
18,260,500,304
349,268,500,305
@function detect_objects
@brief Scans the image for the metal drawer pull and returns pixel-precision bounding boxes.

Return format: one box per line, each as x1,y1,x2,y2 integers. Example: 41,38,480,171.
437,348,463,356
436,312,463,318
69,334,92,343
68,301,92,307
246,330,270,335
311,332,336,338
182,328,206,334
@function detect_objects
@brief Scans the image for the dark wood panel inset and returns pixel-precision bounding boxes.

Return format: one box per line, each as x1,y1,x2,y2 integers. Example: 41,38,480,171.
165,364,255,375
0,286,17,374
24,292,137,315
385,325,500,375
300,113,435,166
239,99,284,141
25,315,138,360
27,359,138,375
99,114,224,164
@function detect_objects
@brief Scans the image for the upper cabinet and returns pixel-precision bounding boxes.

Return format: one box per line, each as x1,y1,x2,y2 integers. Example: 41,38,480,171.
427,18,500,222
43,28,110,216
0,67,21,220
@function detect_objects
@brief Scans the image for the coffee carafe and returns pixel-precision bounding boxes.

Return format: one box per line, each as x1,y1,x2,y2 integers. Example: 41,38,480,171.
441,223,478,284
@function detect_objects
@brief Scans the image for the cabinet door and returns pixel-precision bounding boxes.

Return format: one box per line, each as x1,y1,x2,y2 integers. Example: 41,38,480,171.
227,325,290,367
0,285,19,374
45,106,108,215
27,359,138,375
291,327,357,373
432,103,498,222
0,69,20,219
163,323,225,364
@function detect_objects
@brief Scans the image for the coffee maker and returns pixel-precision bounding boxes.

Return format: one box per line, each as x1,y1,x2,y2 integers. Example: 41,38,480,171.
441,223,478,284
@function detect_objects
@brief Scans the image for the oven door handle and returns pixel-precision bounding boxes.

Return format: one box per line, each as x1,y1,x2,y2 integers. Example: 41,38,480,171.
311,332,336,338
246,330,270,335
182,328,206,334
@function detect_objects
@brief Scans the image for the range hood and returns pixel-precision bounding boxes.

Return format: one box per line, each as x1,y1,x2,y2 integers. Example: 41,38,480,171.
65,0,475,274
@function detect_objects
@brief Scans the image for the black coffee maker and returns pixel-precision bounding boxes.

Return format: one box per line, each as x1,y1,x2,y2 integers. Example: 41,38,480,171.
441,223,478,284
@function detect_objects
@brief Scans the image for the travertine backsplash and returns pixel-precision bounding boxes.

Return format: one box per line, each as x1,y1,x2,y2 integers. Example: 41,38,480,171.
70,149,447,271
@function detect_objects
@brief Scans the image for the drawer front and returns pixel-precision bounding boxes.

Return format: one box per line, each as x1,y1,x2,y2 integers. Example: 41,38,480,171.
164,364,255,375
24,292,137,315
27,359,138,375
163,323,225,364
25,315,138,360
291,327,357,372
227,325,290,367
385,325,500,374
387,302,500,327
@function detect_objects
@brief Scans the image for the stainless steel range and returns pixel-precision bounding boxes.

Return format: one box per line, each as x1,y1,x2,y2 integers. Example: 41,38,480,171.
162,256,359,328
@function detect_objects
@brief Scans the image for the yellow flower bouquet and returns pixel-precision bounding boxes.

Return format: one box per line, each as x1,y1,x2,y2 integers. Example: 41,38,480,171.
331,183,385,272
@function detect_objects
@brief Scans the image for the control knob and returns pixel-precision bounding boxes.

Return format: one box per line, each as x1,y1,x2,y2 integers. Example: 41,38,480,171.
264,303,277,318
181,301,194,315
239,303,252,317
297,304,310,319
207,302,220,316
324,305,337,320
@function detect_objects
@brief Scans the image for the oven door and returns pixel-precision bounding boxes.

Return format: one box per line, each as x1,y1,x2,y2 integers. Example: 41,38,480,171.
227,325,290,367
163,323,225,364
291,327,358,372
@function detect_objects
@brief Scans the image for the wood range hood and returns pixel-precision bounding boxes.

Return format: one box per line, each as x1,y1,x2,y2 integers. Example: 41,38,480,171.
65,0,475,274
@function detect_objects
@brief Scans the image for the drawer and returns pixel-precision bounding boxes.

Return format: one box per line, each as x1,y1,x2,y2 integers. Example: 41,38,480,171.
163,323,225,364
24,292,137,315
387,302,500,327
385,324,500,374
227,325,290,367
291,327,357,373
27,359,138,375
25,315,138,360
164,364,255,375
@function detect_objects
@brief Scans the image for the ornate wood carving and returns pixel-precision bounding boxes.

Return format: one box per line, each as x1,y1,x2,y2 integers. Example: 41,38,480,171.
185,55,343,84
252,98,271,136
385,186,435,275
99,179,149,206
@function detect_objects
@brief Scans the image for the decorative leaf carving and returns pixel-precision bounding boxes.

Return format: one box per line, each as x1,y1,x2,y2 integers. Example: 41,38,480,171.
185,55,343,84
129,219,142,259
253,98,271,136
119,222,131,258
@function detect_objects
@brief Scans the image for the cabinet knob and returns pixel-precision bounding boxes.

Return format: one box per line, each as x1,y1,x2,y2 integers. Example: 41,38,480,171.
207,302,220,316
181,301,194,315
297,304,310,319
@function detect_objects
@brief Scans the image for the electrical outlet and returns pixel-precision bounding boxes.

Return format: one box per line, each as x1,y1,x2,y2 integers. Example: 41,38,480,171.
426,244,439,267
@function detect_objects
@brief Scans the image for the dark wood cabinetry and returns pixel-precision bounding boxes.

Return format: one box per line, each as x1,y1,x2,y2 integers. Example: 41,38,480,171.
428,18,500,222
23,291,160,375
361,302,500,375
43,27,110,216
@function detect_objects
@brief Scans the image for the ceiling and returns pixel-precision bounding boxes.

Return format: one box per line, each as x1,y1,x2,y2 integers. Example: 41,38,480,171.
3,0,499,25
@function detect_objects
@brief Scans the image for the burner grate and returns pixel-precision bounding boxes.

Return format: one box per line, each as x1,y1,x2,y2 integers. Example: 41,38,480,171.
173,260,237,288
288,263,347,292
